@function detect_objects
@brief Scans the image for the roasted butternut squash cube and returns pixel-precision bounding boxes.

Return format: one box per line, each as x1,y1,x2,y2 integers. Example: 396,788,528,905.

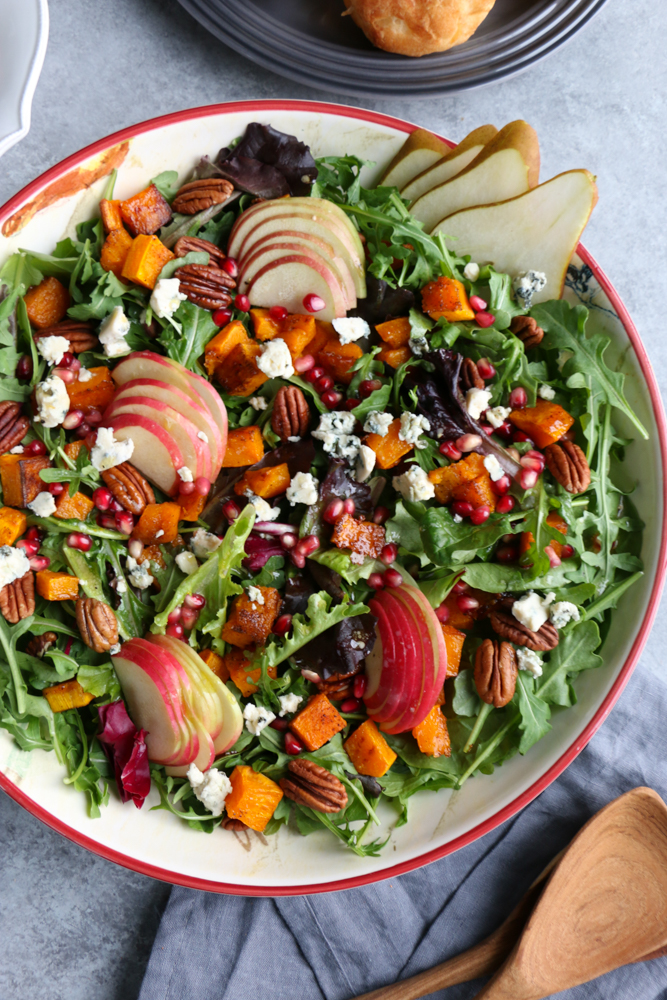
100,199,124,233
0,506,27,546
137,544,166,570
225,647,278,696
375,316,411,348
24,277,70,330
331,513,385,560
215,341,268,396
53,490,94,521
427,452,486,504
131,502,181,545
344,719,397,777
43,679,94,713
421,276,475,322
290,693,345,752
412,706,451,757
452,473,496,512
204,320,249,376
441,623,466,678
121,234,174,290
508,400,575,449
280,314,317,358
377,345,412,369
63,440,88,461
222,426,264,468
0,454,51,507
234,463,291,500
66,365,115,414
120,184,172,236
364,417,413,470
36,569,79,601
440,593,474,630
199,648,229,682
225,765,284,832
179,492,206,522
317,340,363,384
250,308,281,341
221,586,282,648
100,228,134,279
307,319,337,356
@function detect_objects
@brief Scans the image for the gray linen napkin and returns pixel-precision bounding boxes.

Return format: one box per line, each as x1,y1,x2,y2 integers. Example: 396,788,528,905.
138,659,667,1000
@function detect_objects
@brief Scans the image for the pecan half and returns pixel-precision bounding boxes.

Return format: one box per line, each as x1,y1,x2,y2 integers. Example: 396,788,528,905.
172,179,234,215
173,236,228,269
25,631,58,658
76,598,118,653
101,462,155,515
460,357,484,391
0,401,29,453
0,571,35,624
271,386,310,442
489,602,559,652
177,264,236,311
544,440,591,494
279,759,348,813
316,674,356,700
474,639,517,708
33,320,98,353
510,315,544,349
221,816,248,832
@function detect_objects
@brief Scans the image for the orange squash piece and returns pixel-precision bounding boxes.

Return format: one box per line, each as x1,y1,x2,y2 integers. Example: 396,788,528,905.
281,314,317,359
204,320,249,376
331,514,385,560
120,184,172,236
66,365,115,414
215,341,268,396
43,679,94,713
250,308,281,341
428,452,486,505
179,492,206,522
440,593,475,630
508,400,575,449
225,647,278,696
412,706,451,758
364,417,413,470
53,490,94,521
317,340,363,384
308,320,337,357
199,648,229,682
24,277,70,330
131,502,181,545
100,228,134,279
121,234,174,290
441,623,466,678
221,586,282,648
452,473,496,512
375,316,411,348
520,509,568,557
421,276,475,322
138,545,166,570
225,765,284,832
36,569,79,601
222,426,265,468
0,506,27,546
377,345,412,369
0,454,51,507
344,719,397,777
64,440,88,462
234,463,291,500
100,199,124,233
290,693,345,752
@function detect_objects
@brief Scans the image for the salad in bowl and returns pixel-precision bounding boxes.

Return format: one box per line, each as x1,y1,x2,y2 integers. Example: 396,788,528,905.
0,114,649,859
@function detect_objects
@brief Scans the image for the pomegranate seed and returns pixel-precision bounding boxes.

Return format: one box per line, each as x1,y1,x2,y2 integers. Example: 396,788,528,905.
518,468,539,490
435,603,450,623
295,534,320,557
322,390,343,409
457,594,479,612
359,379,382,399
269,304,288,321
316,374,334,393
342,498,355,516
353,674,367,700
212,307,232,327
494,421,513,441
58,352,76,369
491,475,511,496
48,482,65,495
62,409,85,430
470,505,491,525
74,422,92,439
384,568,403,588
496,544,519,563
520,454,544,473
562,544,574,559
455,434,483,453
115,511,134,534
368,572,385,590
439,440,462,461
26,527,43,542
87,409,103,427
128,539,144,559
85,430,98,450
184,592,206,609
452,501,474,517
273,613,292,635
323,498,344,524
452,580,468,594
477,358,496,380
303,293,326,313
16,539,40,556
305,366,325,384
545,545,561,568
475,311,496,328
480,423,494,436
512,430,533,444
294,354,315,373
16,355,33,381
166,623,185,640
53,367,77,384
66,532,92,552
235,293,250,312
25,440,47,456
469,294,487,311
285,732,304,755
270,717,290,731
222,257,239,278
290,551,306,569
194,477,211,497
524,449,545,470
380,543,397,565
93,487,113,511
222,500,240,522
301,668,320,684
29,555,51,571
167,607,182,624
509,387,527,409
97,514,117,529
341,698,361,713
109,498,124,513
181,607,200,630
178,481,196,496
345,398,359,410
495,495,515,514
373,506,390,525
281,532,297,550
507,447,521,462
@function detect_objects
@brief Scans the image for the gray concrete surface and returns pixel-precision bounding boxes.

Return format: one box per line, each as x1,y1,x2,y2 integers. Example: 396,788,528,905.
0,0,666,997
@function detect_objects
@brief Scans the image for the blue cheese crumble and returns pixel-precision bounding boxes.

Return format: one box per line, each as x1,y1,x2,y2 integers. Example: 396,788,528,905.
175,551,198,576
0,546,31,589
150,278,187,319
392,465,435,502
538,384,556,401
332,317,370,345
27,491,57,517
516,647,543,678
512,592,555,632
187,763,232,816
35,375,70,428
126,555,154,589
399,412,430,448
286,472,319,506
99,306,131,358
355,443,376,483
243,702,276,737
312,411,361,463
36,335,70,366
513,270,547,310
257,338,294,379
90,427,134,472
191,529,221,560
548,602,580,628
363,411,393,437
278,693,303,717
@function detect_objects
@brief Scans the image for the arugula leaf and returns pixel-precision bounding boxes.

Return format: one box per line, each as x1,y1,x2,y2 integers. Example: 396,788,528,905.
308,547,383,584
452,669,481,717
157,300,218,372
157,250,209,281
150,170,180,202
536,620,603,707
77,662,121,701
515,673,551,753
422,507,521,566
385,500,428,566
462,561,579,593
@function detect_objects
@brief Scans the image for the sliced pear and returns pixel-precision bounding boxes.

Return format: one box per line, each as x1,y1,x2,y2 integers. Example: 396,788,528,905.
402,125,498,203
379,129,452,189
434,170,598,304
410,121,540,233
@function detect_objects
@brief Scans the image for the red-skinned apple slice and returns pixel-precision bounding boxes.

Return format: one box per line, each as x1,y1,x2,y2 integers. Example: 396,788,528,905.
105,398,211,480
246,256,348,321
364,590,423,724
103,413,186,495
166,716,215,776
148,634,224,742
239,241,355,309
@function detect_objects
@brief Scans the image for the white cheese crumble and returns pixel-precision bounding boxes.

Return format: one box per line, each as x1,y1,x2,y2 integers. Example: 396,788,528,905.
36,335,70,366
243,702,276,737
98,306,131,358
247,494,280,521
90,427,134,472
483,454,505,482
77,368,93,382
463,261,480,282
177,466,194,483
9,445,24,454
538,384,556,401
332,316,370,345
355,444,376,483
249,396,268,411
27,491,57,517
126,555,154,589
175,551,199,576
312,411,361,463
452,513,463,523
191,529,222,561
392,465,435,502
516,647,543,678
155,530,164,539
486,406,511,429
399,411,430,447
257,338,294,379
197,431,209,443
0,546,31,589
363,411,393,437
465,387,492,421
187,763,232,817
278,693,303,717
247,585,265,606
35,375,70,428
110,643,121,655
513,270,547,310
512,591,555,633
548,602,580,629
408,335,429,357
288,435,301,443
286,471,319,506
150,277,187,319
115,577,127,594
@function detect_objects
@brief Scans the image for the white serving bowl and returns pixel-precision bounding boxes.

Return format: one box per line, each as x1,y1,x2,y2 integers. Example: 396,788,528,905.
1,101,665,895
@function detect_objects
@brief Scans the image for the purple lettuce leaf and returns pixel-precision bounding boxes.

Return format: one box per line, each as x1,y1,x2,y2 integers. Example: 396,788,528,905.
291,612,377,680
348,274,415,325
97,701,151,809
216,123,318,198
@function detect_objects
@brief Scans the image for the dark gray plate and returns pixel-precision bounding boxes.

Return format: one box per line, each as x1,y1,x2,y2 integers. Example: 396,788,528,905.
176,0,608,97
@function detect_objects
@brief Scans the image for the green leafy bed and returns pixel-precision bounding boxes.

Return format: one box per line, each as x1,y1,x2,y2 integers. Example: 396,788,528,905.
0,154,647,855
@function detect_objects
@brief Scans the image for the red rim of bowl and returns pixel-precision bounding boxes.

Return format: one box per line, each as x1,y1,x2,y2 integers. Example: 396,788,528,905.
1,99,666,896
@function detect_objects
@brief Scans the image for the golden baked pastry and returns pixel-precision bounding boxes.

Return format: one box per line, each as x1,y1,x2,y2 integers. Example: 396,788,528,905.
343,0,497,56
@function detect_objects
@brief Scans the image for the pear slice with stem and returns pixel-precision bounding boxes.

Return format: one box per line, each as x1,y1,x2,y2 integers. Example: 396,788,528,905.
410,120,540,233
434,169,598,304
402,124,498,203
379,128,452,189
